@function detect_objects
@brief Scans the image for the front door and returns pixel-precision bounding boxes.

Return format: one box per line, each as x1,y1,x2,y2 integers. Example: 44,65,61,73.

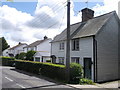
84,58,92,79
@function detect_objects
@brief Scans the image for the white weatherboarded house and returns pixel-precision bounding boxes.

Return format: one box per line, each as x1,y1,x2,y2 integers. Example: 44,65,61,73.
24,36,52,62
51,8,120,82
3,42,27,57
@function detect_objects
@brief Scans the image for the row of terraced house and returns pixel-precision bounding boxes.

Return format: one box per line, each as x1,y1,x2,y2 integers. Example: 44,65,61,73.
3,8,120,83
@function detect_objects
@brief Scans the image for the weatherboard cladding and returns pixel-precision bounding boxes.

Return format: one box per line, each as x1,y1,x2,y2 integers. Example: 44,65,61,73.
51,11,115,42
24,39,50,48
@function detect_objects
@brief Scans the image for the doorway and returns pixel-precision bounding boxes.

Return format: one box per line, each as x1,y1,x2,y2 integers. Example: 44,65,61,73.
84,58,92,79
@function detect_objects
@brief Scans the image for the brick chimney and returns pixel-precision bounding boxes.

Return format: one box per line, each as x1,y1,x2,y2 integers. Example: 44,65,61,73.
81,8,94,22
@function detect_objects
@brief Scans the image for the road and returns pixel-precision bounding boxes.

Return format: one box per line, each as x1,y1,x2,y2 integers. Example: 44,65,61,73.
1,66,77,90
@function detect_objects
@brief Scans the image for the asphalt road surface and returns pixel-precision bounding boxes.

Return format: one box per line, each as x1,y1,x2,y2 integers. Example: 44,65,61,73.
1,66,78,90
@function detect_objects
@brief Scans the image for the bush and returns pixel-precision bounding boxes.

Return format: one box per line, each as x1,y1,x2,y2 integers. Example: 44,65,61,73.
15,54,19,59
26,50,36,61
18,52,26,60
79,78,95,85
15,60,66,81
0,56,15,66
69,63,83,84
46,60,51,63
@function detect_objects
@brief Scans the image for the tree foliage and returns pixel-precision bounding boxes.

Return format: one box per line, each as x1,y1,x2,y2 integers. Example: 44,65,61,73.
0,37,10,51
26,50,36,61
15,52,26,60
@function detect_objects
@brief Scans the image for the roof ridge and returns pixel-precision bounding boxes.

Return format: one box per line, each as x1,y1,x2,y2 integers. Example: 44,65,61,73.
92,11,115,19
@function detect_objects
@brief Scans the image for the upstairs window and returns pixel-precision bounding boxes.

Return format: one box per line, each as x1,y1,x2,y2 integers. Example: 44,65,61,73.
59,42,64,50
72,39,79,51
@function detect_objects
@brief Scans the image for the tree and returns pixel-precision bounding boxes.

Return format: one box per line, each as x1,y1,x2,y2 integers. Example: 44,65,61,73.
0,37,10,51
18,52,26,60
26,50,36,61
15,54,19,59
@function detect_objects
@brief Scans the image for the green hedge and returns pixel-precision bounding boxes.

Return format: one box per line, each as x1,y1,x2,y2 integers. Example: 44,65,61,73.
14,60,83,83
0,56,15,66
15,60,66,81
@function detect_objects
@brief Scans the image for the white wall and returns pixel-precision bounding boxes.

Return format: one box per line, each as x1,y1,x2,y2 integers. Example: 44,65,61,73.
13,44,27,56
3,49,9,57
37,39,52,52
51,37,94,80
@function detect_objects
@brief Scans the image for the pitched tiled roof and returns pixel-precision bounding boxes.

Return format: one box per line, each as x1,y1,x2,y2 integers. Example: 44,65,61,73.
51,11,116,42
9,43,27,50
24,38,51,48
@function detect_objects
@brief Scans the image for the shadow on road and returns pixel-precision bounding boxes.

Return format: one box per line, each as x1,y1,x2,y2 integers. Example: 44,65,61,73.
9,68,75,89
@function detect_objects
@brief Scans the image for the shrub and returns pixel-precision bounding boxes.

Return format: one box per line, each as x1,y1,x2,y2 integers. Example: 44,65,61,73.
26,50,36,61
0,56,15,66
15,54,19,59
46,60,51,63
15,60,66,81
79,78,95,85
69,63,83,84
18,52,26,60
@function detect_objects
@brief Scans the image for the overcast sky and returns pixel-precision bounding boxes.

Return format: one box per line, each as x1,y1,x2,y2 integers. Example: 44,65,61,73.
0,0,120,47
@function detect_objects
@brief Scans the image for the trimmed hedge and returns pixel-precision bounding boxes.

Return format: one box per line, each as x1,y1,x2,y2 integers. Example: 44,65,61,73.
0,56,15,66
15,60,66,81
14,60,84,83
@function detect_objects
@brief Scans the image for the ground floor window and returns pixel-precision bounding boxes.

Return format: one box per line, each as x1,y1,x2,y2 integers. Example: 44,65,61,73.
58,57,64,64
71,57,80,64
35,57,40,62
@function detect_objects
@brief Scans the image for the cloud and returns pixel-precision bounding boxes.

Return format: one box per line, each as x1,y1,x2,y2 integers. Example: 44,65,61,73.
1,0,119,47
92,0,120,16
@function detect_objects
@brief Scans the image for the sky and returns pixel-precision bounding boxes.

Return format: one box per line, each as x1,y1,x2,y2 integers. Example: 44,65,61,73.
0,0,120,47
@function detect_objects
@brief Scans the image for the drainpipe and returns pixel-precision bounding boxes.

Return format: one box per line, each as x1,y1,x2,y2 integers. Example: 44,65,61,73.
93,35,97,82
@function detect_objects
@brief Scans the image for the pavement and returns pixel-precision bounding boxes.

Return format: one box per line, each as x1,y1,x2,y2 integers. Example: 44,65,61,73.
68,80,119,90
0,66,119,90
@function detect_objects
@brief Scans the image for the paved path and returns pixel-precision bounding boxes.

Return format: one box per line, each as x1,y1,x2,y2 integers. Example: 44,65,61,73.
1,66,75,89
68,80,119,90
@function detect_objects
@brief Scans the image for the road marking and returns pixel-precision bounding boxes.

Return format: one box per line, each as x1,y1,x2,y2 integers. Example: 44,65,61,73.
5,77,13,82
16,84,26,88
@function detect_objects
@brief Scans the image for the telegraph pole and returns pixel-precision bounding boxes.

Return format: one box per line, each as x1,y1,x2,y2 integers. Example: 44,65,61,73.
66,0,70,83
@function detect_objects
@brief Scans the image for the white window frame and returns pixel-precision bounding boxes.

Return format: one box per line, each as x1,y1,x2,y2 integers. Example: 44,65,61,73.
35,57,40,62
59,42,64,50
71,57,80,64
72,39,79,51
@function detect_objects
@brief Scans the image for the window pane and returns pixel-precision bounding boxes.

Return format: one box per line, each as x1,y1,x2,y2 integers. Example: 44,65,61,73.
35,57,40,62
72,39,79,51
59,42,64,50
71,57,79,64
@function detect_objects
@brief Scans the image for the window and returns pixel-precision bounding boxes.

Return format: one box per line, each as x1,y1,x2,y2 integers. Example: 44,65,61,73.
71,57,80,64
59,42,64,50
58,57,64,64
72,39,79,51
35,57,40,62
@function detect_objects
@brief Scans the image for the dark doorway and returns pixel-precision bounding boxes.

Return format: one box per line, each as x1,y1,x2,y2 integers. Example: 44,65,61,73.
51,55,56,64
84,58,92,79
